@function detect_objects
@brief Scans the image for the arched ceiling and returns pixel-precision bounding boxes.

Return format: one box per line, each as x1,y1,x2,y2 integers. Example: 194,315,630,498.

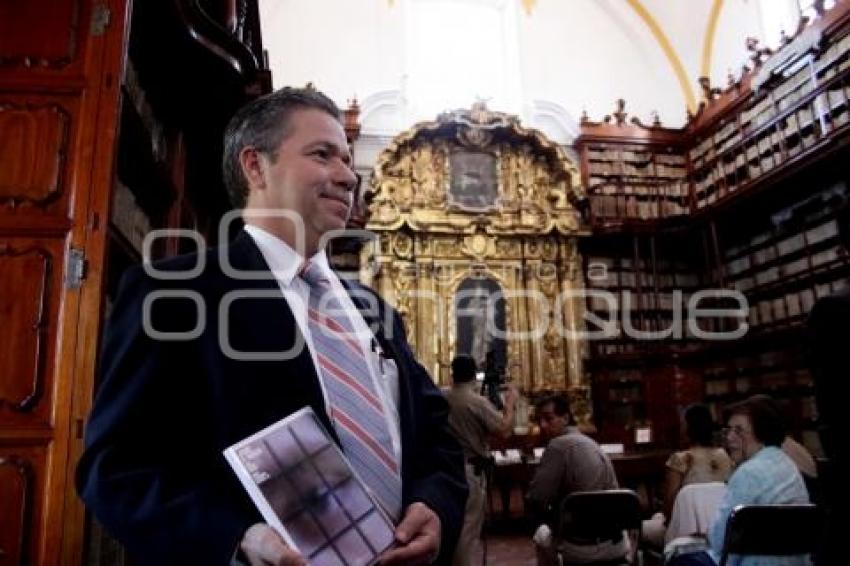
259,0,800,140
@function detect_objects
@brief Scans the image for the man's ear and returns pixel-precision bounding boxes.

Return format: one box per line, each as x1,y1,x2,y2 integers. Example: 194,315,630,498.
239,147,266,191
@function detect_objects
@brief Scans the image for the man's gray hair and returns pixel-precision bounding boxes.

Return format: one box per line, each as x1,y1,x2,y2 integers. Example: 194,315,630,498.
222,86,341,209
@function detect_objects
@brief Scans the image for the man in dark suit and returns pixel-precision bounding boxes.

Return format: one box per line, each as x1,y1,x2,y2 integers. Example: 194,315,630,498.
77,87,467,565
807,203,850,564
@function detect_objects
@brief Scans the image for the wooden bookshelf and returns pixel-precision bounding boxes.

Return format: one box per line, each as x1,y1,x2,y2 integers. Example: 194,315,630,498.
579,229,710,443
590,365,646,446
575,1,850,452
575,109,689,227
582,231,707,355
689,47,850,208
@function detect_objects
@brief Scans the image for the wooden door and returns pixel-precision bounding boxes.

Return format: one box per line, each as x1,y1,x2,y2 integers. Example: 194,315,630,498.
0,0,128,563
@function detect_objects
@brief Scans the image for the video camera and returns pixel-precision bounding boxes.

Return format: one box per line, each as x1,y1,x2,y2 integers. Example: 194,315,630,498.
480,350,506,410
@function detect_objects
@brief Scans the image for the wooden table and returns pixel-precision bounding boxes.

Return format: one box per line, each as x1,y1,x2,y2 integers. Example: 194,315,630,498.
487,448,670,521
609,449,671,511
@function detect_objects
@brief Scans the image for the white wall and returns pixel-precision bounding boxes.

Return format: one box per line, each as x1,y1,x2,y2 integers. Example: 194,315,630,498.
710,0,766,87
520,0,689,127
259,0,795,137
259,0,405,108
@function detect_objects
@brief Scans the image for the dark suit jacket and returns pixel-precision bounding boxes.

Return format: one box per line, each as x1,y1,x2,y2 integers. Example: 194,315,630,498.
76,231,467,565
808,290,850,460
807,289,850,563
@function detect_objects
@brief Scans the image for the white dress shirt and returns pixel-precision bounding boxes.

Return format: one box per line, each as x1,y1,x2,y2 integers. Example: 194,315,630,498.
243,224,401,462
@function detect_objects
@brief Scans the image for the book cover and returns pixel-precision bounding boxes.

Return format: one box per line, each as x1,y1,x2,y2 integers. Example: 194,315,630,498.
223,407,396,566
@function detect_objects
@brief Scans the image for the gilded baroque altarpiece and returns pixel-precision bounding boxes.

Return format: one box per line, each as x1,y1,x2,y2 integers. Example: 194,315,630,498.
364,103,593,425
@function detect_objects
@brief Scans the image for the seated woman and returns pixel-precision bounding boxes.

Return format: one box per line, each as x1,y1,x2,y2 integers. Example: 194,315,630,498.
749,395,819,500
663,481,727,547
668,395,810,565
644,404,733,546
664,404,733,518
782,435,819,501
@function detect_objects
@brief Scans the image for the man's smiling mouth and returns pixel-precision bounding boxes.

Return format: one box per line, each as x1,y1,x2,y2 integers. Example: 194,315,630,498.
320,190,351,206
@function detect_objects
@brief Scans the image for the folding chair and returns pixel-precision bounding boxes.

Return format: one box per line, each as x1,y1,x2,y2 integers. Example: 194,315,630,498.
719,504,822,566
557,489,642,565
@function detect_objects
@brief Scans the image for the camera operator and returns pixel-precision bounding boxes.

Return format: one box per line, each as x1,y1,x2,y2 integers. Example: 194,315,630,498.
481,349,507,410
445,355,517,566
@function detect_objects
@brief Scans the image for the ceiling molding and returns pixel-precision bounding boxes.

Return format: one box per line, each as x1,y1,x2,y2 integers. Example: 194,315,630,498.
625,0,698,113
529,99,580,144
360,89,406,136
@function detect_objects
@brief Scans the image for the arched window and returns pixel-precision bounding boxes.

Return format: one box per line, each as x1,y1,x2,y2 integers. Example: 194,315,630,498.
405,0,522,121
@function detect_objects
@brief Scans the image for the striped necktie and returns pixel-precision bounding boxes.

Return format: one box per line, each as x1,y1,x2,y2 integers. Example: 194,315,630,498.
299,261,402,521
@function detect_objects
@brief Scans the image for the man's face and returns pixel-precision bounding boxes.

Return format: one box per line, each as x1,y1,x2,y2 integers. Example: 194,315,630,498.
724,413,761,464
249,108,357,254
537,402,568,441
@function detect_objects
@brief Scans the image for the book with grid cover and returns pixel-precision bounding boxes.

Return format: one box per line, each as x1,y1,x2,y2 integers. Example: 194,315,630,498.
223,407,396,566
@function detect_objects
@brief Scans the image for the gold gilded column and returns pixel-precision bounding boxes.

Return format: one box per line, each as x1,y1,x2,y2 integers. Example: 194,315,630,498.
504,261,530,391
374,258,396,311
559,238,593,428
558,238,587,388
522,257,546,391
414,256,441,383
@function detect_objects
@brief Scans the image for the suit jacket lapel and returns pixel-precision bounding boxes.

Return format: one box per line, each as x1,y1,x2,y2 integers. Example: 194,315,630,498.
340,277,402,367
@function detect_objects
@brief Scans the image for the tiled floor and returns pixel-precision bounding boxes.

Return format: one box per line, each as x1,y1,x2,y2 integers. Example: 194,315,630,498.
470,532,537,565
470,482,538,564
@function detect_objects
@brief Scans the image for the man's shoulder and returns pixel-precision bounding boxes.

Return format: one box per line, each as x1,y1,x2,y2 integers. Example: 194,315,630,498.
548,431,595,451
809,289,850,322
120,250,211,292
121,235,260,289
139,247,216,274
813,289,850,308
447,386,489,408
466,390,498,413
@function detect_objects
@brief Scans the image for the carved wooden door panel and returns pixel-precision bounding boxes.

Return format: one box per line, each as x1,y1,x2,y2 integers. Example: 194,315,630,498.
0,0,128,564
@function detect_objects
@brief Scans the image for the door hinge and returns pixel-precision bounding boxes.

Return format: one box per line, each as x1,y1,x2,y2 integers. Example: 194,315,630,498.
66,248,88,289
90,4,111,36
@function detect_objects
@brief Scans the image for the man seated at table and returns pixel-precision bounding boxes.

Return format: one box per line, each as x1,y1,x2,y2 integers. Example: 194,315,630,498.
526,394,628,565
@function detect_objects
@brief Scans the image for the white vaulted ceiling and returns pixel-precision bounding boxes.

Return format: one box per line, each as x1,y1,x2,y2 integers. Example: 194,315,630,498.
259,0,819,142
